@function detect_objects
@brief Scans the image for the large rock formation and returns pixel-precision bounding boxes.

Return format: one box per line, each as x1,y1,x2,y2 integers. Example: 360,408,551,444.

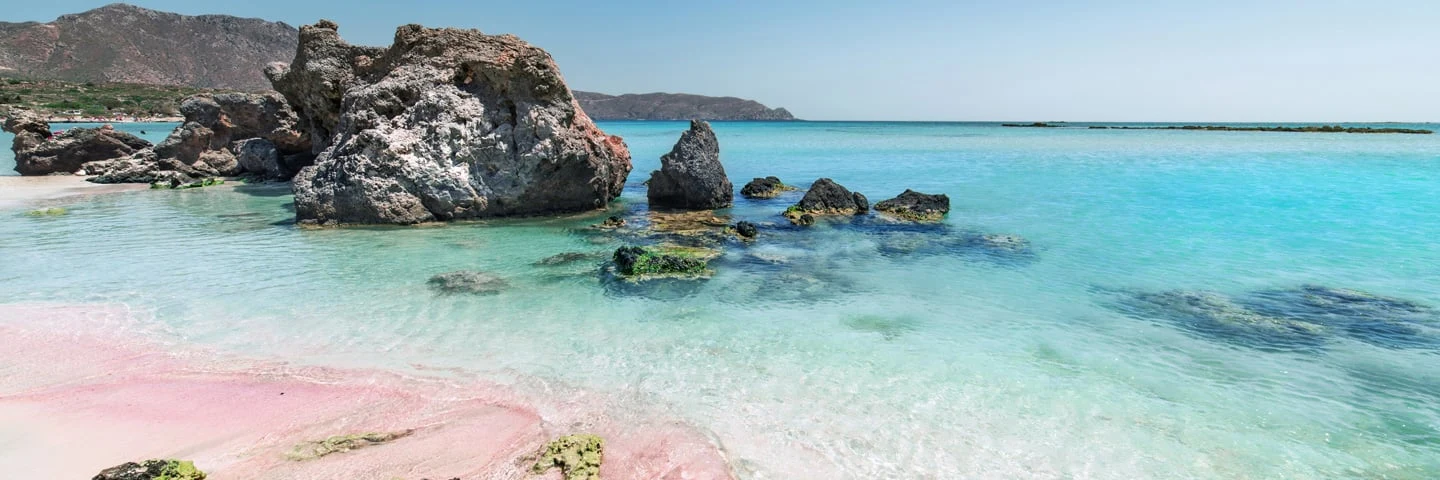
647,120,732,210
2,111,151,175
267,21,631,225
0,3,297,90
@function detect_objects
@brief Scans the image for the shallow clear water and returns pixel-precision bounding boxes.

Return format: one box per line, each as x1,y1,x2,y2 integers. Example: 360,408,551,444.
3,121,1439,478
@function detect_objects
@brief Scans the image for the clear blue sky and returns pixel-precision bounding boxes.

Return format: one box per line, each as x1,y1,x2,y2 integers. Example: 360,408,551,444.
8,1,1439,121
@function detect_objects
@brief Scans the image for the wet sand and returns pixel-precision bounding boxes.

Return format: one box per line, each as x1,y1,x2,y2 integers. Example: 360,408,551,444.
0,176,148,210
0,303,735,479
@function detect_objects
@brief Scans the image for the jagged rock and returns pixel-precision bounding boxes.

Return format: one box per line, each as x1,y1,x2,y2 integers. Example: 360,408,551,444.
783,178,867,224
269,21,631,225
93,459,206,480
647,120,732,210
875,190,950,222
532,434,604,480
427,271,509,295
739,176,796,199
86,150,202,185
3,115,151,175
154,92,310,177
235,138,284,180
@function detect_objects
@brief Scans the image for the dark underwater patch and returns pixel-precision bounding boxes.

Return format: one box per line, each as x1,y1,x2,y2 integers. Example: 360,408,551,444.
1240,285,1440,350
1104,289,1330,353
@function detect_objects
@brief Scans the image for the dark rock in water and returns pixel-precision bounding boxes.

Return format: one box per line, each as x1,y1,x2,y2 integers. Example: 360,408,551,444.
1111,289,1329,352
647,120,733,210
595,216,626,229
93,459,205,480
784,178,867,224
734,221,758,239
3,114,151,175
536,252,600,267
796,213,816,226
427,271,509,295
1241,285,1439,349
740,176,796,199
612,245,711,277
875,189,950,222
852,192,870,213
269,21,632,225
973,234,1030,254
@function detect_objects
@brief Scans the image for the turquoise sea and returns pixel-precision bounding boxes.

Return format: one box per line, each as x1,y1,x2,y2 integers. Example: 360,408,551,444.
3,121,1440,478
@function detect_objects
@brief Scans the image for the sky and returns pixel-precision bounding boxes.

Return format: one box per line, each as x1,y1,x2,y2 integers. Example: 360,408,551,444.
6,0,1439,121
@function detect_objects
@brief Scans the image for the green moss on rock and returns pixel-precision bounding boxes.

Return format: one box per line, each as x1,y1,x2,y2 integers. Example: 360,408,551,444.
24,207,68,216
612,245,716,278
151,177,225,190
93,459,205,480
532,434,604,480
287,430,414,461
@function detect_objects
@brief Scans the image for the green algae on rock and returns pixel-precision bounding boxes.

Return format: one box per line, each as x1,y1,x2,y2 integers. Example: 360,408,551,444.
24,207,69,216
287,430,415,461
612,245,717,278
150,177,225,190
532,434,604,480
92,459,206,480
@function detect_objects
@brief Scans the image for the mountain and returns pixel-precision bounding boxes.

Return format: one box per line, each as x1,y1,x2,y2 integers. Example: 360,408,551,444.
0,3,296,90
0,4,797,119
573,91,795,121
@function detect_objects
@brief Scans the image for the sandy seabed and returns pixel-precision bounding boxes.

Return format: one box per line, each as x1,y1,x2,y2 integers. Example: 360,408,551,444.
0,303,735,479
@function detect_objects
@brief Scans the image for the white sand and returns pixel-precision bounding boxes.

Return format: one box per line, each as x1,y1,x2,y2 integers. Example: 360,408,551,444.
0,176,148,210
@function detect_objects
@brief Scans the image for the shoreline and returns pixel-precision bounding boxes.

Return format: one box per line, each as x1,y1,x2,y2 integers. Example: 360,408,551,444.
0,303,735,479
0,175,149,210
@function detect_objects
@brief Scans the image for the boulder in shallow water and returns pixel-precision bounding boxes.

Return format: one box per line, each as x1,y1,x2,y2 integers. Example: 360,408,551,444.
783,178,867,224
427,271,509,295
612,245,715,278
647,120,733,210
734,221,758,239
93,459,206,480
875,189,950,222
740,176,796,199
269,21,632,225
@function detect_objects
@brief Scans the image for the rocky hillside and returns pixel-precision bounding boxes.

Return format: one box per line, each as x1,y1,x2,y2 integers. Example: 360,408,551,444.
573,92,795,121
0,3,295,90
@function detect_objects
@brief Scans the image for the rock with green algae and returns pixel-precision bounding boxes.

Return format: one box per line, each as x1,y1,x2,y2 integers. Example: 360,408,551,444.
612,245,717,278
150,177,225,190
92,459,205,480
287,430,414,461
532,434,604,480
24,207,68,216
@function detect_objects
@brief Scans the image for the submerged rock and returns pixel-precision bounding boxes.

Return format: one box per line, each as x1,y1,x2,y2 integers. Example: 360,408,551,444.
1242,285,1439,349
784,178,868,224
288,430,414,461
1113,290,1329,352
427,270,509,295
612,245,712,278
532,434,604,480
4,118,151,176
93,459,206,480
874,189,950,222
740,176,797,199
647,120,733,210
270,21,631,225
536,251,601,267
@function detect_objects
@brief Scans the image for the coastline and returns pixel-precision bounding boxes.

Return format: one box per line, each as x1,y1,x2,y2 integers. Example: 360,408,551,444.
0,303,735,479
0,175,149,210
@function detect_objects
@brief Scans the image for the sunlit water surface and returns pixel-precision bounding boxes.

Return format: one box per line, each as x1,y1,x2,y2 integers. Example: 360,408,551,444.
3,121,1439,478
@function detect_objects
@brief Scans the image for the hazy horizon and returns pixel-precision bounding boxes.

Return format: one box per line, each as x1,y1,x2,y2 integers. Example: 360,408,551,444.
6,0,1439,122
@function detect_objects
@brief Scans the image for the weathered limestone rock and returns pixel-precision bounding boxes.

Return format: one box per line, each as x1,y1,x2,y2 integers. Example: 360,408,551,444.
740,176,796,199
93,459,206,480
235,138,284,180
875,189,950,222
152,92,311,177
647,120,732,210
3,112,151,175
783,178,868,224
268,21,631,225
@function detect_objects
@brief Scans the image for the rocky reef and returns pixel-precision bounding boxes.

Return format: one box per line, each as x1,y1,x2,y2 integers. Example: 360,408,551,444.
268,21,631,225
875,189,950,222
740,176,797,199
93,459,206,480
647,120,732,210
783,178,869,224
2,111,151,175
427,271,509,295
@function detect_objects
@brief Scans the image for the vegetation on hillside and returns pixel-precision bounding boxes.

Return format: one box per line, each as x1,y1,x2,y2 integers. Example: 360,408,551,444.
0,77,223,117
